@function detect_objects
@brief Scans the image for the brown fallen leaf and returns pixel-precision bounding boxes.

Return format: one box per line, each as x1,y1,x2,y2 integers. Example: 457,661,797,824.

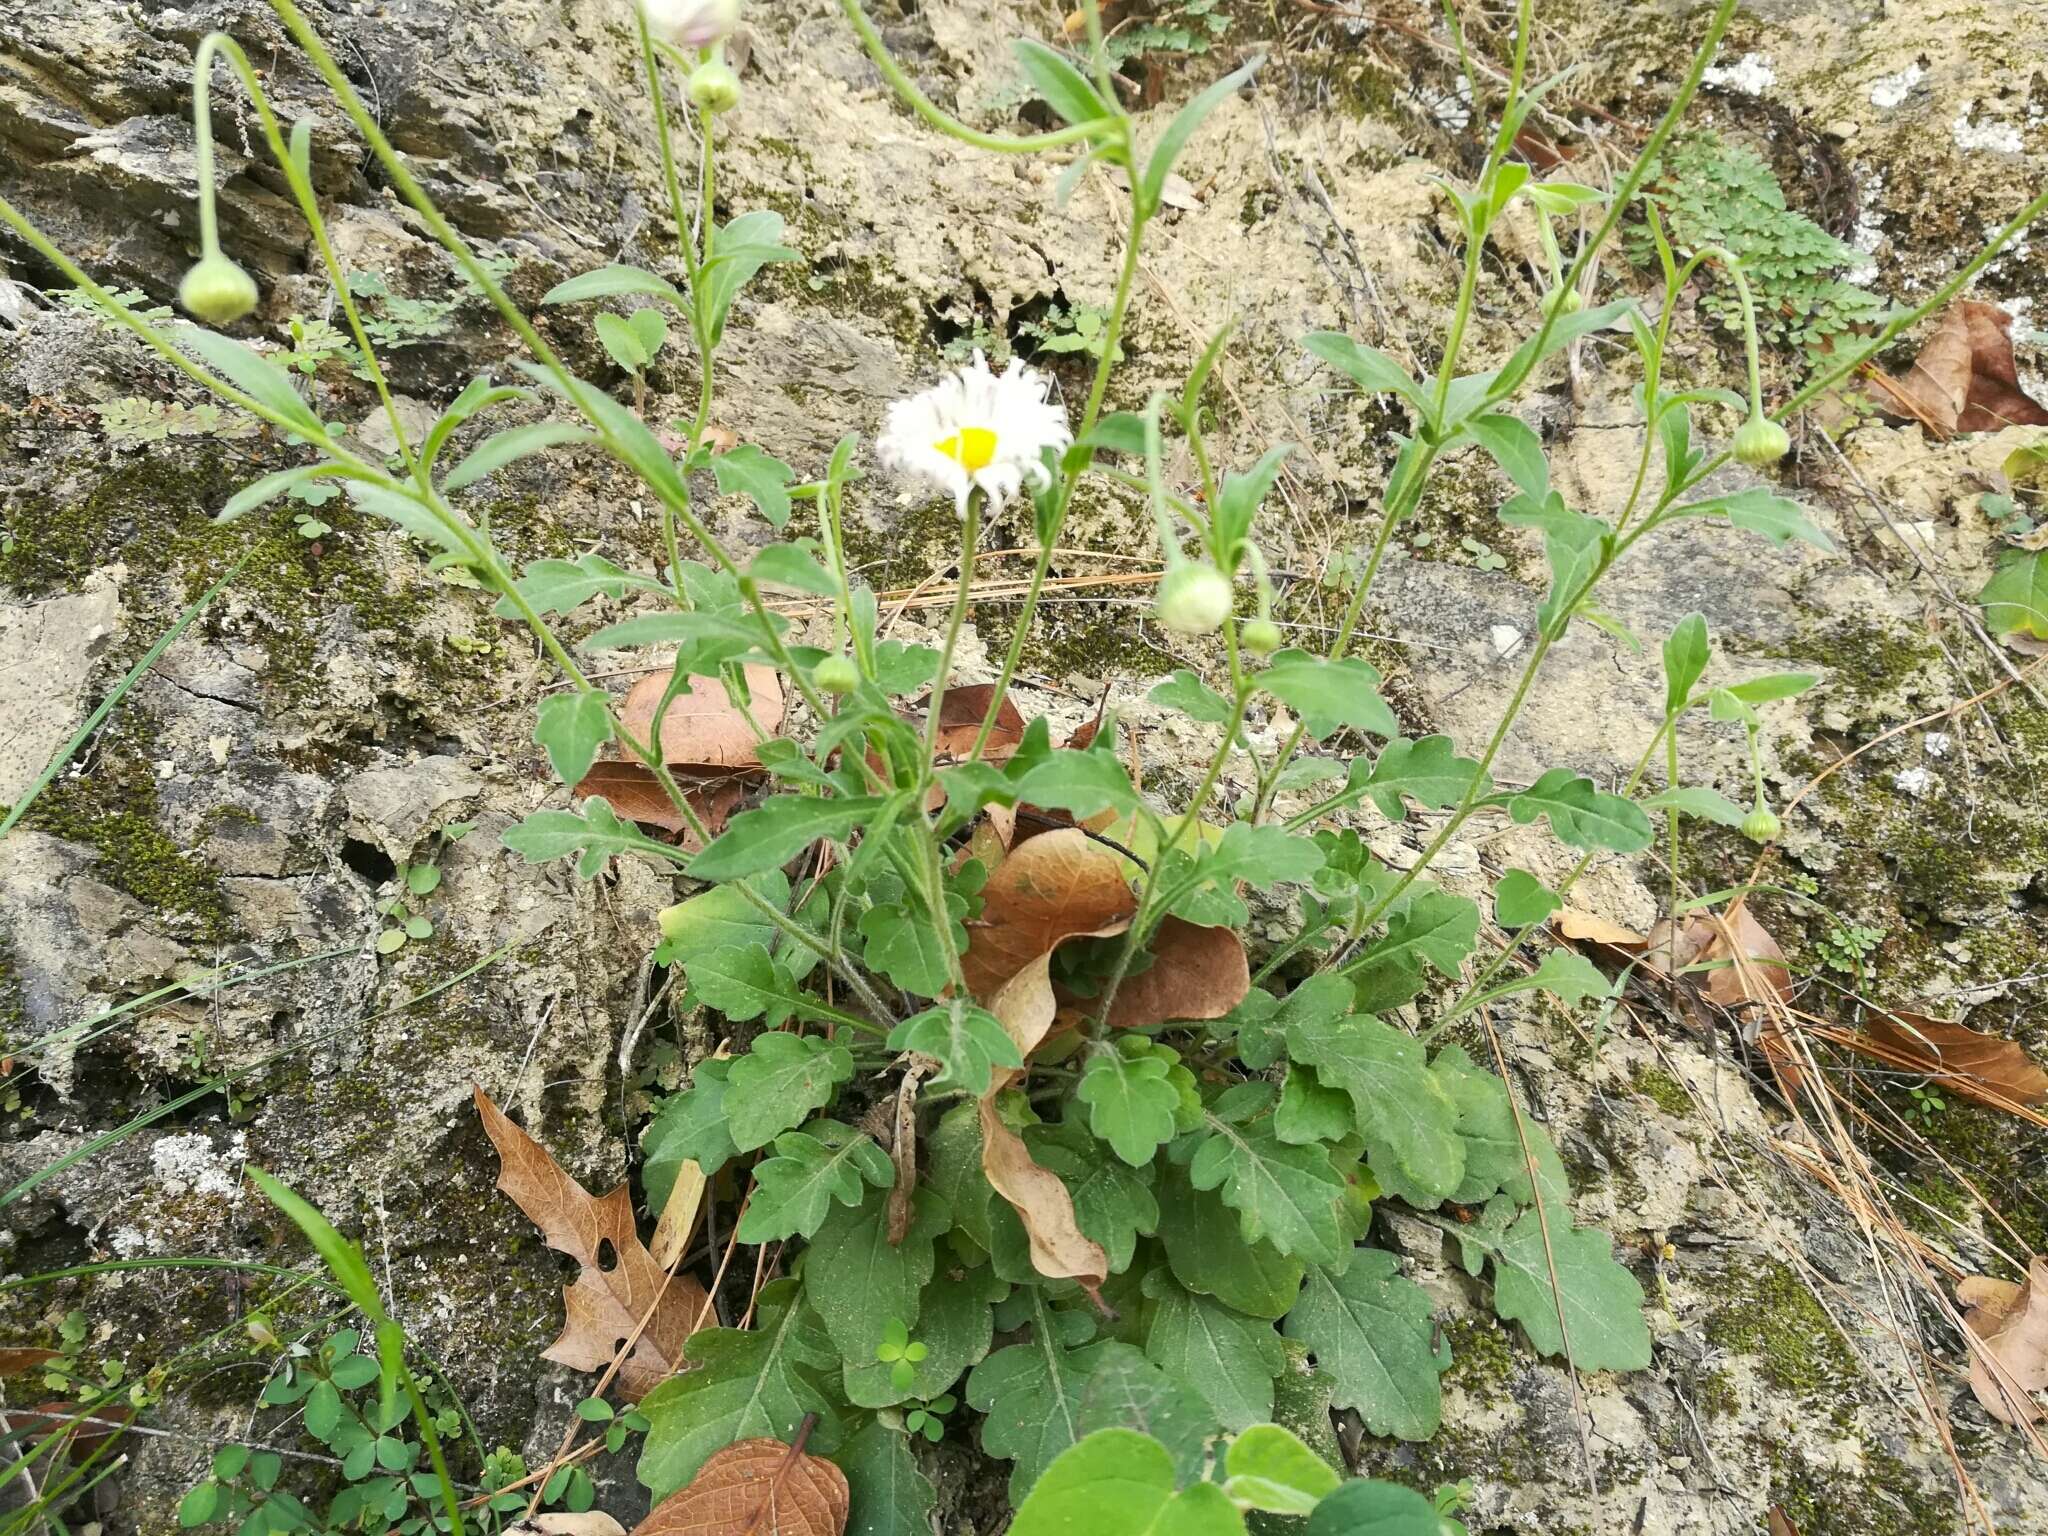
1695,905,1793,1012
621,667,786,774
0,1401,132,1461
1105,916,1249,1030
1552,909,1648,948
573,766,741,844
1874,301,2048,437
1767,1508,1801,1536
635,1436,849,1536
978,1097,1109,1290
918,683,1025,765
1857,1008,2048,1112
474,1085,710,1400
0,1348,60,1378
961,828,1138,1001
1958,1256,2048,1426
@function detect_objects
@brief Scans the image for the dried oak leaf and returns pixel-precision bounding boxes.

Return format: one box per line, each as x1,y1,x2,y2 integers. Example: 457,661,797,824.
474,1085,710,1400
1104,916,1249,1030
634,1436,849,1536
1958,1257,2048,1426
961,828,1138,1002
1858,1009,2048,1113
1875,301,2048,436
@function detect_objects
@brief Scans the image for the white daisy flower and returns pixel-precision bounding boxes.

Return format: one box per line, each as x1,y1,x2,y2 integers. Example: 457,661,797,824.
877,352,1071,516
637,0,738,48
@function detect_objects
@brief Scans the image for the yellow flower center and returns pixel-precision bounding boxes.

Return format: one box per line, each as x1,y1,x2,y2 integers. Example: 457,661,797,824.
934,426,997,473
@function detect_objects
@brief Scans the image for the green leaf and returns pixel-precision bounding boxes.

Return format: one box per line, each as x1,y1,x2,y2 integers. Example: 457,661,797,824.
177,327,324,435
1464,412,1549,498
533,689,612,786
1141,55,1263,215
1012,39,1111,128
1025,1120,1160,1274
1221,1423,1341,1515
1302,1479,1443,1536
836,1418,939,1536
655,870,790,966
1211,445,1293,561
1074,1344,1219,1486
1660,611,1709,718
519,363,693,509
1363,887,1480,978
636,1278,841,1499
1157,1165,1305,1319
926,1102,995,1252
739,1120,891,1243
1282,1250,1444,1441
219,465,338,520
1010,1428,1245,1536
1142,1271,1284,1432
713,444,796,529
966,1291,1103,1505
863,897,969,999
843,1264,1003,1408
701,212,800,346
1430,1046,1569,1213
1010,750,1144,820
642,1059,737,1199
344,482,466,556
1680,487,1834,551
502,797,683,879
1493,868,1558,928
1499,492,1608,633
723,1032,855,1152
595,310,652,372
1185,821,1326,891
1639,785,1747,827
748,540,839,594
1507,768,1655,852
1275,1065,1354,1147
1486,1213,1651,1371
1520,948,1613,1006
685,942,802,1026
1255,651,1398,740
1150,669,1234,724
887,999,1023,1097
1981,548,2048,639
1189,1118,1348,1265
1282,1010,1462,1201
1493,299,1636,398
1352,735,1489,821
1079,1043,1183,1165
493,552,646,618
688,794,892,880
1722,670,1818,706
445,421,594,492
1300,334,1429,414
803,1187,945,1362
542,264,686,307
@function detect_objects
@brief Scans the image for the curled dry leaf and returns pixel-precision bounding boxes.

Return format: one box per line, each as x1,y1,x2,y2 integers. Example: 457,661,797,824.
1552,909,1647,948
474,1085,710,1400
961,828,1138,1002
623,666,787,774
1857,1008,2048,1113
1767,1508,1802,1536
1958,1257,2048,1426
978,1097,1109,1289
1637,908,1791,1010
574,767,742,845
1105,916,1250,1030
920,683,1025,765
634,1436,850,1536
1873,301,2048,437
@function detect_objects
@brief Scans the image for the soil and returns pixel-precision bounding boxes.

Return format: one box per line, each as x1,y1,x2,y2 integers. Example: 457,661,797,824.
2,1,2045,1532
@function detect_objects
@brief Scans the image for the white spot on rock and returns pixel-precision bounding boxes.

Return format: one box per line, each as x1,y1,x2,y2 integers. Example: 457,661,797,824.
1490,624,1525,659
1952,104,2022,154
1704,53,1774,96
1869,63,1923,110
1923,731,1952,759
1893,766,1933,798
150,1131,246,1198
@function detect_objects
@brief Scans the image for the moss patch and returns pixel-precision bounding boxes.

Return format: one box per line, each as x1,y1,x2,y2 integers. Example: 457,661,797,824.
1703,1259,1860,1408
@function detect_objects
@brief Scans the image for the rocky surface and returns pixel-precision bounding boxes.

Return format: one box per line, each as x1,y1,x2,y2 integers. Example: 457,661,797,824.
3,1,2046,1533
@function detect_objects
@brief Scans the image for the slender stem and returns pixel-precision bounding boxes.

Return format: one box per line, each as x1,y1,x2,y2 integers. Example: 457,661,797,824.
836,0,1115,154
922,492,984,764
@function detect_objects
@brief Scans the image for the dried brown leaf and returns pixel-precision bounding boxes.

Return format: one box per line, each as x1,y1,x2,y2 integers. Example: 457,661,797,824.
634,1436,849,1536
1960,1256,2048,1426
572,766,741,843
1858,1009,2048,1111
1552,909,1647,948
978,1097,1109,1289
1767,1508,1801,1536
1876,301,2048,436
961,828,1137,1001
474,1085,710,1400
621,666,786,774
1105,917,1249,1030
1696,906,1793,1011
0,1348,61,1378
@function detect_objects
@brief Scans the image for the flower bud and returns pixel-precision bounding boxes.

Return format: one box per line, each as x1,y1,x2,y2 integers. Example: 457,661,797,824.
638,0,739,47
687,58,742,114
1732,414,1790,467
1154,563,1233,637
1540,286,1584,317
1240,618,1282,656
178,253,259,326
1740,805,1781,843
814,654,858,695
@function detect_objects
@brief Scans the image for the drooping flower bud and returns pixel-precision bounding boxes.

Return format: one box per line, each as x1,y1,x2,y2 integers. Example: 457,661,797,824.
1154,563,1233,637
814,654,858,696
638,0,739,48
1540,286,1584,317
1732,414,1790,467
1240,618,1282,657
687,58,743,114
178,253,259,325
1740,805,1781,843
